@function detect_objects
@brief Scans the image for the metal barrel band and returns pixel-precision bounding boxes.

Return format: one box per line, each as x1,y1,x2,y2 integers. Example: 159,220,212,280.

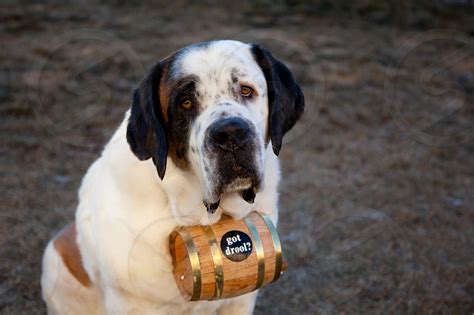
257,212,282,282
177,228,202,301
202,225,224,300
244,215,265,290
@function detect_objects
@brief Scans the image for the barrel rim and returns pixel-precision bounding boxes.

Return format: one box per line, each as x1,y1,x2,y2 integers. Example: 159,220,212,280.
243,215,266,290
202,225,224,300
174,228,202,301
256,212,283,283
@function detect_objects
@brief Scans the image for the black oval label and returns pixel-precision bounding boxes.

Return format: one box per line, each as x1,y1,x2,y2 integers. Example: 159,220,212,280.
220,230,253,262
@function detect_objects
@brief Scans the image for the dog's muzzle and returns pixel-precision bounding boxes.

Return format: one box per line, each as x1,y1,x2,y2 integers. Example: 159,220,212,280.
203,116,263,213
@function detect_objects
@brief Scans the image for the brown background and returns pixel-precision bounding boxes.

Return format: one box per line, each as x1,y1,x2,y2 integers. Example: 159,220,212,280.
1,1,473,314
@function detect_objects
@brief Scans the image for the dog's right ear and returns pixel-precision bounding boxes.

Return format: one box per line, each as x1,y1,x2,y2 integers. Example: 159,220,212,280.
126,62,168,180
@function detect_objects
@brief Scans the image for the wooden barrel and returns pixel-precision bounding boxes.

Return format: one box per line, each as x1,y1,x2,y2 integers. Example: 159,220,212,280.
169,211,287,301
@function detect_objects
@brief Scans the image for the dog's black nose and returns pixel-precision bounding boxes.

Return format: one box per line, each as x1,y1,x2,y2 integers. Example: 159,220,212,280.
209,117,251,151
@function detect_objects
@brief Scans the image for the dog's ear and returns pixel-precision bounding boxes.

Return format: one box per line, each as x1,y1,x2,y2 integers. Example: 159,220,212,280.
251,44,305,155
126,62,168,180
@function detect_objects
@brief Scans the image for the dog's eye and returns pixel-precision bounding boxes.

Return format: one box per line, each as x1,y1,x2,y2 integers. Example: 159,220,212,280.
180,99,193,109
240,85,253,98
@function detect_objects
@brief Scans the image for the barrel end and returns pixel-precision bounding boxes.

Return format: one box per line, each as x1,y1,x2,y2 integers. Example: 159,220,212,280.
169,231,194,301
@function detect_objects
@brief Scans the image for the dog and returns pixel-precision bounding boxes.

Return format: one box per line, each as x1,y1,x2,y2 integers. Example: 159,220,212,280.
41,40,304,314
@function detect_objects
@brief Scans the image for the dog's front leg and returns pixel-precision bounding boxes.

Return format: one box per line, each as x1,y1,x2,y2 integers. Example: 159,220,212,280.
104,288,159,315
217,291,258,315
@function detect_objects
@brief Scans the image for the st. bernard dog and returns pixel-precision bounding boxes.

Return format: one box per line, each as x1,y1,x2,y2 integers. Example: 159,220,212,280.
41,40,304,314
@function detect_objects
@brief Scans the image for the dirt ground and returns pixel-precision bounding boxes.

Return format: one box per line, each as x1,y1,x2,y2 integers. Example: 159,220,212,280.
1,1,473,314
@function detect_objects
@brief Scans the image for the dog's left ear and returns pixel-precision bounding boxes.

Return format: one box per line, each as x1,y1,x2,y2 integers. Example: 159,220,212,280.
126,62,168,180
251,44,305,155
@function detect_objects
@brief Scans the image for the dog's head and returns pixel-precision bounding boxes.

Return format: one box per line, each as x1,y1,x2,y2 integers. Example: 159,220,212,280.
127,40,304,214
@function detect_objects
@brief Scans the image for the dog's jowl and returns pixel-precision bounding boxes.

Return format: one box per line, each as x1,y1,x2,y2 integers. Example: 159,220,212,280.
41,40,304,315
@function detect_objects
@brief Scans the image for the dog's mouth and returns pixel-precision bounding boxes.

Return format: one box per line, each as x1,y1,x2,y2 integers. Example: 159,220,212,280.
200,116,264,214
203,187,258,214
203,170,261,214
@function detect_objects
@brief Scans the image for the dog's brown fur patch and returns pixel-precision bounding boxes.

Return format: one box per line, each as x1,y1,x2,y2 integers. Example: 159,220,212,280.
53,222,92,287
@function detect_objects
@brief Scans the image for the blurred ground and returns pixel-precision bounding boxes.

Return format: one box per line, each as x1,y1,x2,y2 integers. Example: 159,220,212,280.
0,1,473,314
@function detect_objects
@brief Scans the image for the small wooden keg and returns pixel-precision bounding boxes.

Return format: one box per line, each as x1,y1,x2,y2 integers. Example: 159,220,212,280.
169,211,287,301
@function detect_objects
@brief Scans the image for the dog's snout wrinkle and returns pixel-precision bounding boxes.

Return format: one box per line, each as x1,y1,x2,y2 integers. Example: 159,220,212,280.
209,117,251,151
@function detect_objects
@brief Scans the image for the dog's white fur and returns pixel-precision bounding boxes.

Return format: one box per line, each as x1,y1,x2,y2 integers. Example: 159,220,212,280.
41,41,282,315
170,41,271,220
